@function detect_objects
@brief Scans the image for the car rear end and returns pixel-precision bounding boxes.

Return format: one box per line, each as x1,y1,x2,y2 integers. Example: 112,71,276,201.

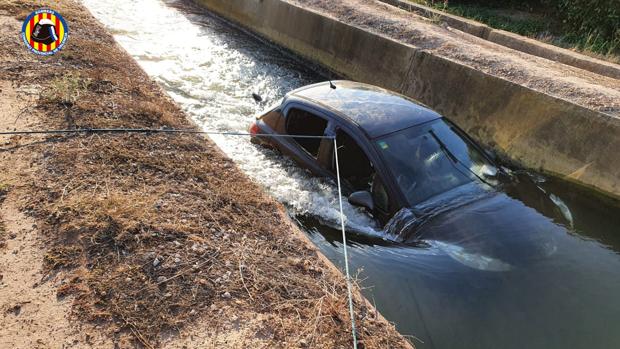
249,98,285,148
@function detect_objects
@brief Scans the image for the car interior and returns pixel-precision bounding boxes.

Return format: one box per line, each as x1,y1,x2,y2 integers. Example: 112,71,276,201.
333,130,374,192
285,108,391,217
285,108,327,158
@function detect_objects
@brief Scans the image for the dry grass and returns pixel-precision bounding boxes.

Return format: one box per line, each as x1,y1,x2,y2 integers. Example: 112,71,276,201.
0,184,7,248
0,0,410,348
42,73,92,107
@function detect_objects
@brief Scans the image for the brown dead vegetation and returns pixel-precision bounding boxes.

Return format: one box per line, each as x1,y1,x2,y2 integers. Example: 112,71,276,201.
0,0,409,348
0,184,7,248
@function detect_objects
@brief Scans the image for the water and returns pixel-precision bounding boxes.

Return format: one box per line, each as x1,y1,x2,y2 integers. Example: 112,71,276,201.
82,1,620,348
82,0,379,235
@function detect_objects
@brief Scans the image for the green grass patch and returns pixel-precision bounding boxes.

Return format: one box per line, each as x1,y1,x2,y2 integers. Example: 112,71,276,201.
439,3,551,37
412,0,619,61
42,73,92,106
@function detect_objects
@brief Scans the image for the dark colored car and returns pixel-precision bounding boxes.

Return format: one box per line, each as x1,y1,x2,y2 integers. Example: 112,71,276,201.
250,81,572,269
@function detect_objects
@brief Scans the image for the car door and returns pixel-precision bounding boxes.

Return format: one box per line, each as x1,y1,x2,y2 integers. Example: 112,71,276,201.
326,123,398,225
279,101,334,178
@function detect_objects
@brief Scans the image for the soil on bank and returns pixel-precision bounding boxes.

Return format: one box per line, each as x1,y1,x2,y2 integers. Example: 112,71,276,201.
0,1,410,348
291,0,620,116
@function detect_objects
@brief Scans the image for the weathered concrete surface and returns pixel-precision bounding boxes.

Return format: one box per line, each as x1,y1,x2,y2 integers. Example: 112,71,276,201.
379,0,620,80
195,0,620,199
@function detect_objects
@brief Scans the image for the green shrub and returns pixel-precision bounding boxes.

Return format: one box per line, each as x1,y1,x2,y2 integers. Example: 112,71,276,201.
443,0,619,55
554,0,619,55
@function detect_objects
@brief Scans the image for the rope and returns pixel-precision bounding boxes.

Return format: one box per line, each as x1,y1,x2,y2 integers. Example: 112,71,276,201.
333,137,358,349
0,127,360,347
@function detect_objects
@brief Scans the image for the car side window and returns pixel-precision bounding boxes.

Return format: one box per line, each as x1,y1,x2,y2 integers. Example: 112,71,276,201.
333,129,390,213
333,129,375,192
286,108,328,158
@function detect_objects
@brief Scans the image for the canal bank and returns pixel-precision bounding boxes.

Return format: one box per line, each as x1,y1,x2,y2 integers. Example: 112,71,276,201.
0,1,410,348
193,0,620,200
79,2,620,349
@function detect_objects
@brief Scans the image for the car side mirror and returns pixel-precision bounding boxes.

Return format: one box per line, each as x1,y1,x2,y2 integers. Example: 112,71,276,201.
348,191,374,211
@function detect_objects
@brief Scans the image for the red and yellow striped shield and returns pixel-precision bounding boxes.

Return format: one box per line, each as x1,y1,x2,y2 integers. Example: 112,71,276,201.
21,9,69,56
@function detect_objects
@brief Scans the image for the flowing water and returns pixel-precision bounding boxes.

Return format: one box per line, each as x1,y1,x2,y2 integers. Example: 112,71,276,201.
82,1,620,348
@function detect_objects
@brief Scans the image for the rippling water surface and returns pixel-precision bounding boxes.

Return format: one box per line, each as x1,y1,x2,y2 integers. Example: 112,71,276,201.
82,1,620,348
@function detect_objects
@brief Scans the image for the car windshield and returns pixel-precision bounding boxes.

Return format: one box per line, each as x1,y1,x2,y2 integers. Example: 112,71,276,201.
376,119,497,205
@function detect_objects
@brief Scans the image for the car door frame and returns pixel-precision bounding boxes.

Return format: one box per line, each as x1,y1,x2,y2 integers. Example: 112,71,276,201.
278,98,335,179
325,117,406,223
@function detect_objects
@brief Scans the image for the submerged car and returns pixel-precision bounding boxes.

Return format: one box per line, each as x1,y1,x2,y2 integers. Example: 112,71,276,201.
250,81,572,269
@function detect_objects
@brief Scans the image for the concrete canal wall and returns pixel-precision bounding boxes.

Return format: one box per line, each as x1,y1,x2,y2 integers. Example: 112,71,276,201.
194,0,620,199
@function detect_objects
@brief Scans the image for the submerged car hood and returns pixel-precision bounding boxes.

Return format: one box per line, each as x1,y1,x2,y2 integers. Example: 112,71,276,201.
384,181,568,269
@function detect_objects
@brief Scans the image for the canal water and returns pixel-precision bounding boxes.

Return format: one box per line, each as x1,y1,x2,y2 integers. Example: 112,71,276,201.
82,0,620,348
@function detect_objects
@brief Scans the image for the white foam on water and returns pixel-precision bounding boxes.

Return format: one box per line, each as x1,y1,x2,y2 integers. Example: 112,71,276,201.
549,194,574,228
427,241,513,272
82,0,380,235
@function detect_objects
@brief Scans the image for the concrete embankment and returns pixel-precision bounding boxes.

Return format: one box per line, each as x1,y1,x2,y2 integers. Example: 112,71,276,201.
195,0,620,199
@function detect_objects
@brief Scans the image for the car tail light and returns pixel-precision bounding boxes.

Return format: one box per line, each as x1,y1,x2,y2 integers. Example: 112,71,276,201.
249,122,260,136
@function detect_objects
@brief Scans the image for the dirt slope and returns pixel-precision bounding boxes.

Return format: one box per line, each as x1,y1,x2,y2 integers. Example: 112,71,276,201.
0,1,410,348
292,0,620,116
0,77,111,349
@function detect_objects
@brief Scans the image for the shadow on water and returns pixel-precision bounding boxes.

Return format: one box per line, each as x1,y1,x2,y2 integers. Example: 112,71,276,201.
82,1,620,348
300,172,620,349
537,176,620,247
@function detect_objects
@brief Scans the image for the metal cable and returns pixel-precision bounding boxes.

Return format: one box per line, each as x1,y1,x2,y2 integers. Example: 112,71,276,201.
0,128,332,139
333,137,358,349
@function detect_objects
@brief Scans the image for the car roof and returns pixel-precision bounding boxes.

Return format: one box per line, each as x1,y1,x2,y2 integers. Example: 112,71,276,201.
290,80,441,139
